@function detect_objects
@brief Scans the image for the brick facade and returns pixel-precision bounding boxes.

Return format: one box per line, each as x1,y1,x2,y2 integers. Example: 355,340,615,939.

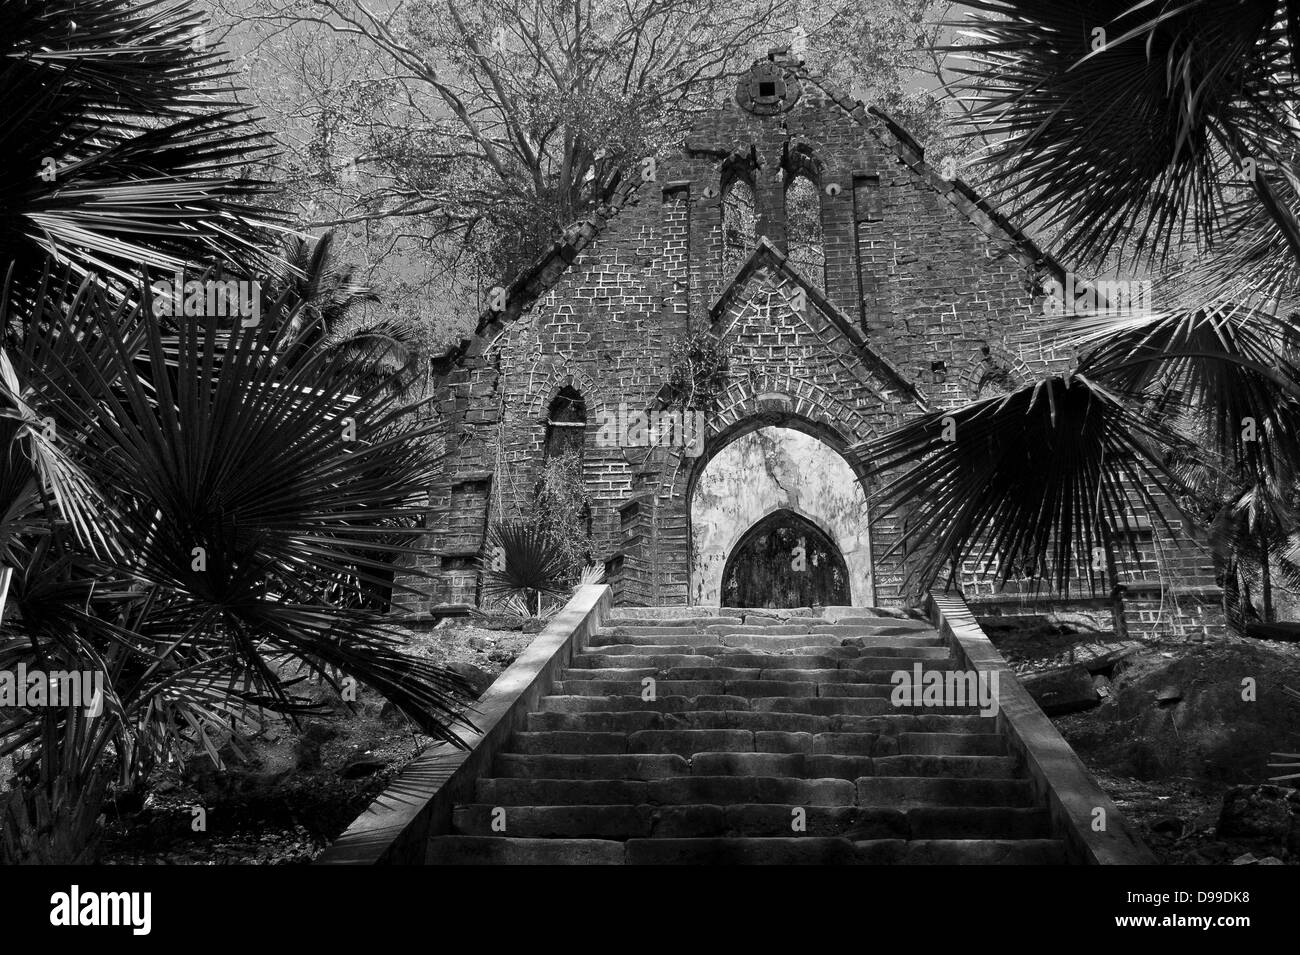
396,51,1220,640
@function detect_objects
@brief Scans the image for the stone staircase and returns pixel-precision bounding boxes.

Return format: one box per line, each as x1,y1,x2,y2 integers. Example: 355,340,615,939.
427,608,1069,864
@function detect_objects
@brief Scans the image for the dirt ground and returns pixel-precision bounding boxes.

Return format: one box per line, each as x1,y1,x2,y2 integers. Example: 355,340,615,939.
981,616,1300,865
97,618,532,865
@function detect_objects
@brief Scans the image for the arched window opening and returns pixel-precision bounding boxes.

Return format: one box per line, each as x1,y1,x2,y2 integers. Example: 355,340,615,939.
785,174,825,286
537,385,593,577
721,176,757,277
543,385,586,461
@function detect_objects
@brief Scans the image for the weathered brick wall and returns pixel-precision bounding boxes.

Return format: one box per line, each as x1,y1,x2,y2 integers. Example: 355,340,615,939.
405,51,1220,639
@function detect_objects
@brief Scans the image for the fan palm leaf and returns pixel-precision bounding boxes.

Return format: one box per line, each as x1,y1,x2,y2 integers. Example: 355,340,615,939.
950,0,1296,267
25,291,473,744
481,521,570,607
1058,300,1300,482
857,373,1187,593
0,0,280,292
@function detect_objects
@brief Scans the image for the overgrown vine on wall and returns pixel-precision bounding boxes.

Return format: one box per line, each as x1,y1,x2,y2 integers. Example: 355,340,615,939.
666,331,731,410
533,449,594,581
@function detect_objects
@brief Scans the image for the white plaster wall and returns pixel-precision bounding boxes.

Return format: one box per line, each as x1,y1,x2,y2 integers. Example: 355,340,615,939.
689,426,872,606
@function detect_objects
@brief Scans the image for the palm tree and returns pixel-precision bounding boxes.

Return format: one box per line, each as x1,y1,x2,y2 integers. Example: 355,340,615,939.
860,1,1300,627
274,231,423,390
1,272,474,863
481,521,571,617
1,0,281,293
0,0,472,862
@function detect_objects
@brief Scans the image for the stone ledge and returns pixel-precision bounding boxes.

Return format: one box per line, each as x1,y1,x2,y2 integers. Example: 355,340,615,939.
927,590,1156,865
1117,580,1222,599
317,584,613,865
388,604,475,626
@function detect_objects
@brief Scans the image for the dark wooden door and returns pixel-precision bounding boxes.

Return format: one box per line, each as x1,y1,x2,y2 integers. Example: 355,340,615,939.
720,510,850,608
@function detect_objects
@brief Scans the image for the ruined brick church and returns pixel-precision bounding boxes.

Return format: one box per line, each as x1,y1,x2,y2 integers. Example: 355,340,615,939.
396,51,1221,639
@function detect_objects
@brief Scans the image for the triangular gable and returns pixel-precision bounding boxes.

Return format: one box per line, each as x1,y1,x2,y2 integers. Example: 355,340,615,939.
709,237,928,411
433,62,1079,374
792,69,1069,287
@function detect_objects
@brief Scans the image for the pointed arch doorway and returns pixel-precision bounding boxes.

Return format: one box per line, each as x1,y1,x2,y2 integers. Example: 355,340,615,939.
721,509,850,608
689,424,873,607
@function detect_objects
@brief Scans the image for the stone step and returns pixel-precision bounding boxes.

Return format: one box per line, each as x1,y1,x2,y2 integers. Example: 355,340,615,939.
509,729,751,755
527,710,672,731
597,625,752,637
589,632,944,651
832,645,951,659
740,615,832,627
591,631,841,649
898,732,1006,756
552,679,946,699
872,755,1020,778
749,696,983,716
625,836,864,865
477,778,653,805
572,653,709,668
492,751,1017,780
449,804,1051,840
493,753,691,779
603,608,886,623
811,620,935,634
538,694,985,717
474,776,857,806
559,665,967,686
732,753,1020,778
611,608,844,622
605,615,744,628
702,623,838,635
570,652,959,670
883,807,1054,839
538,695,751,713
566,666,948,683
425,836,1067,865
619,837,1066,865
453,804,656,838
580,643,703,655
840,657,959,671
832,616,932,629
561,667,670,681
552,679,723,696
524,709,994,734
888,839,1067,865
427,836,625,865
856,777,1037,808
587,643,951,660
506,729,1006,757
741,634,945,650
760,668,919,683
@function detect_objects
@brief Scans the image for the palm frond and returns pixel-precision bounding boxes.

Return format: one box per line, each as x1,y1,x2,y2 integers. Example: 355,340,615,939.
576,563,607,587
0,0,281,291
1059,300,1300,482
481,521,570,605
29,291,474,744
951,0,1295,266
856,373,1186,594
